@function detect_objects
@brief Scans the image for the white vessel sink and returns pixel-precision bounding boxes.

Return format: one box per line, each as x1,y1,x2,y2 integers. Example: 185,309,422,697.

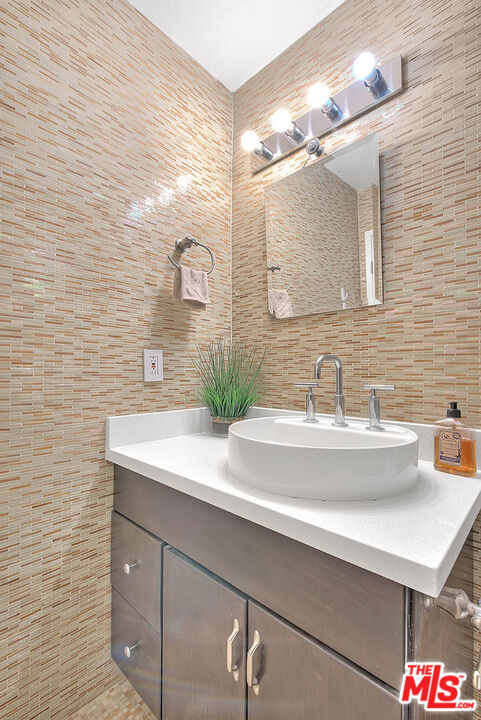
228,416,419,501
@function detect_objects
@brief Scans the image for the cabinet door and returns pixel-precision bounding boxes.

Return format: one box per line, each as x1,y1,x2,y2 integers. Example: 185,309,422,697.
247,603,401,720
163,547,247,720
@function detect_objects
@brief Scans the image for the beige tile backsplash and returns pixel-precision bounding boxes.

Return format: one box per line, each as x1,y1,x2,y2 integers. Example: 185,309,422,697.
2,0,480,717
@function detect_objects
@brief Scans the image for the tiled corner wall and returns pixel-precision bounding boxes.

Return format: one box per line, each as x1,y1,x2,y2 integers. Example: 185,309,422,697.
3,0,481,718
1,0,232,718
231,0,480,711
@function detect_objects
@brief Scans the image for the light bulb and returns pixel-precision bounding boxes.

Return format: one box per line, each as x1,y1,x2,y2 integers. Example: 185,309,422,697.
241,130,262,153
241,130,274,161
307,82,332,109
353,51,389,98
308,82,343,123
271,109,293,134
271,109,305,143
353,52,376,81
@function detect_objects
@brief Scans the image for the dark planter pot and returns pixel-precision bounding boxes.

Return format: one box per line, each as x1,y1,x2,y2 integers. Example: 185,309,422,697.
210,417,244,437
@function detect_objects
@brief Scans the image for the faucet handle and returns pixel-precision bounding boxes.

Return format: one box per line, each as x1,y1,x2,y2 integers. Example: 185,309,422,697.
294,381,318,423
364,384,395,431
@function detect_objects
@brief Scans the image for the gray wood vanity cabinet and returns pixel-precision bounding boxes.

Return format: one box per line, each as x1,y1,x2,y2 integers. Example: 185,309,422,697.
111,466,473,720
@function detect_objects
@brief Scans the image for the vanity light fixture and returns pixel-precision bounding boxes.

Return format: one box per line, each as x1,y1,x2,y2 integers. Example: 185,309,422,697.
307,82,343,123
352,52,389,99
305,138,324,157
247,54,402,172
241,130,274,160
271,109,305,143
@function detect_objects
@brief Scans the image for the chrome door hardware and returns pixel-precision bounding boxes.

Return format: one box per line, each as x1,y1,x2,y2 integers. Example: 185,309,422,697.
247,630,262,695
424,587,481,628
425,586,481,689
123,641,140,658
226,618,242,682
364,384,395,431
294,381,319,423
123,561,139,575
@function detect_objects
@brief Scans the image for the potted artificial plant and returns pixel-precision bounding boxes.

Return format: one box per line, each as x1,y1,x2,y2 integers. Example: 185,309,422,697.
192,340,265,435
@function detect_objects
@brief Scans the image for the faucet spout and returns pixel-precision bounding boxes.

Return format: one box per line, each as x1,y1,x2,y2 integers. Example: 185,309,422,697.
314,354,348,427
315,354,343,394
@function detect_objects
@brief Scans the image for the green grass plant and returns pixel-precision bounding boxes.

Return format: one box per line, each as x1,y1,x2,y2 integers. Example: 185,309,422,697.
192,340,264,420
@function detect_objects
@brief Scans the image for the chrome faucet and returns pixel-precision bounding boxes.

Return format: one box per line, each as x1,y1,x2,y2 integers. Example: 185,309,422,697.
294,381,319,423
314,354,348,427
364,384,395,431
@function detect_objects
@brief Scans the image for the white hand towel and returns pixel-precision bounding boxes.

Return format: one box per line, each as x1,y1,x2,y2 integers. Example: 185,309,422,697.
268,289,293,319
173,266,210,308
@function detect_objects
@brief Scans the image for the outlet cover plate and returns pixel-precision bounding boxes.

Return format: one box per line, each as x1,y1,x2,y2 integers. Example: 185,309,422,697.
143,349,163,382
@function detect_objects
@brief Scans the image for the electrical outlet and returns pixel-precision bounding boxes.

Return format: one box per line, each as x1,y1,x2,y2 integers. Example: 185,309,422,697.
143,349,163,382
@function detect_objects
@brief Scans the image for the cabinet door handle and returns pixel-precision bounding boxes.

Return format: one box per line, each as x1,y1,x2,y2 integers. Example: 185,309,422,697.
226,618,241,681
247,630,262,695
123,641,139,658
123,561,139,575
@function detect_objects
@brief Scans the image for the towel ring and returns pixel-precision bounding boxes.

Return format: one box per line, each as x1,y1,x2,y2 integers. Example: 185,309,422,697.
168,236,215,275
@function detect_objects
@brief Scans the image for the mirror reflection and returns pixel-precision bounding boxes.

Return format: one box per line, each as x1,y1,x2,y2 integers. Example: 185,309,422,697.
264,133,382,319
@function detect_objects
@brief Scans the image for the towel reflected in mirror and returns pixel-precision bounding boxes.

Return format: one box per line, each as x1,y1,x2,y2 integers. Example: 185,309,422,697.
268,289,293,319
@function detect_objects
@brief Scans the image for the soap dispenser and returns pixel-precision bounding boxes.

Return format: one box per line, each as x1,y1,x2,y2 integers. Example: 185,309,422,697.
434,402,476,477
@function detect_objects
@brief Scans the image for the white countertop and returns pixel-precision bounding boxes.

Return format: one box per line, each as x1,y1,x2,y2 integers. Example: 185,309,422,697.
106,407,481,596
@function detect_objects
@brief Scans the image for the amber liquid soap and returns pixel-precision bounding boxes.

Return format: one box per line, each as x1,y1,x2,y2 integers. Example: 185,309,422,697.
434,402,476,477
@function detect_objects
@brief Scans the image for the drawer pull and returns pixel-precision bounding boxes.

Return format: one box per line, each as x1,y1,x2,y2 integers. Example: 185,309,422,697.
247,630,262,695
124,641,139,658
226,618,241,682
123,561,139,575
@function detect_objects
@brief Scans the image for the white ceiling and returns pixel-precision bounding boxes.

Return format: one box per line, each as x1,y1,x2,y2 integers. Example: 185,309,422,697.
127,0,346,91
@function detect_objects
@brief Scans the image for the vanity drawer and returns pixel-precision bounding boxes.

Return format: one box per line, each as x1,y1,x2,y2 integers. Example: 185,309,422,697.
111,511,162,632
111,588,161,719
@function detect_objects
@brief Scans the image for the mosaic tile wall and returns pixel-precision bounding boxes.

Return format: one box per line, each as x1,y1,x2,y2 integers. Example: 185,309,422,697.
1,0,232,718
265,162,361,316
232,0,480,711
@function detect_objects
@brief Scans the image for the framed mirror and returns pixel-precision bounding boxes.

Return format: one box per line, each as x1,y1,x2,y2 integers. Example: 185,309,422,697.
264,133,382,319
